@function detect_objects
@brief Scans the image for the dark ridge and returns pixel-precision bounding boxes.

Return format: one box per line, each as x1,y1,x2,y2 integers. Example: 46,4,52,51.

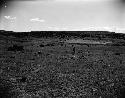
0,30,115,39
0,31,30,38
7,44,24,52
1,30,125,45
23,31,116,39
0,30,122,40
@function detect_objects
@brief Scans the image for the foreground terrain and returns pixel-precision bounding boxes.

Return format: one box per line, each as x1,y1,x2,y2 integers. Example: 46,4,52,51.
0,34,125,98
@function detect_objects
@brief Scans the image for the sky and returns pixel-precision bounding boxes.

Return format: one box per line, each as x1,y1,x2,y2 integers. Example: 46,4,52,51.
0,0,125,32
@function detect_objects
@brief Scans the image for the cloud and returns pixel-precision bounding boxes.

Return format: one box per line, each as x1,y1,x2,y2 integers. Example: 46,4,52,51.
4,16,16,20
30,18,45,22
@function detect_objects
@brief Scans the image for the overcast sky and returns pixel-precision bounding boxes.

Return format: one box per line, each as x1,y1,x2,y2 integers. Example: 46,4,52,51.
0,0,125,32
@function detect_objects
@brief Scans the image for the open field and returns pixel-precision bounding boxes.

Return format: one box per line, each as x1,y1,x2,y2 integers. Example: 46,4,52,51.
0,36,125,98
